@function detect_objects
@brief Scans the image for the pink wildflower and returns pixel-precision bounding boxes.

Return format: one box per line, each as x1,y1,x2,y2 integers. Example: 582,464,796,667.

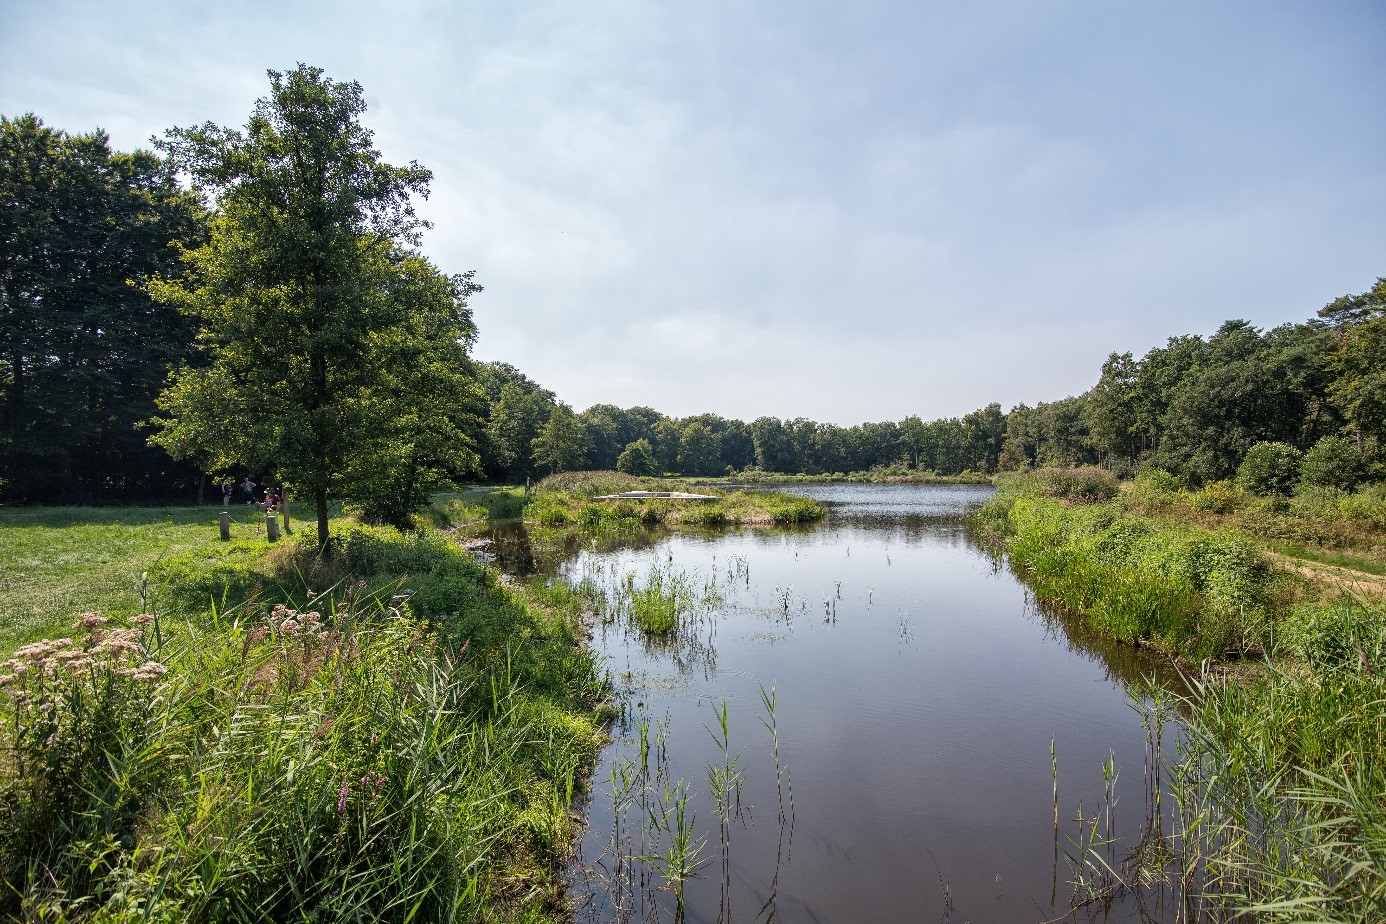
76,613,109,630
337,780,350,813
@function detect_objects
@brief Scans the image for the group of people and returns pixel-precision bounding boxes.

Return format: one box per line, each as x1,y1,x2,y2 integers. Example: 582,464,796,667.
219,476,286,513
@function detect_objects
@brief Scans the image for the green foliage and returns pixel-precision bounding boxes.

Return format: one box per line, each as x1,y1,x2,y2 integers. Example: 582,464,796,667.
1236,441,1303,495
1322,276,1386,459
1163,599,1386,920
616,438,659,476
477,363,557,482
992,466,1117,503
0,114,206,503
0,522,604,922
1188,479,1246,513
151,66,480,546
1299,435,1368,491
625,566,700,635
979,492,1272,657
676,422,721,476
1279,598,1386,673
525,473,825,528
530,403,588,476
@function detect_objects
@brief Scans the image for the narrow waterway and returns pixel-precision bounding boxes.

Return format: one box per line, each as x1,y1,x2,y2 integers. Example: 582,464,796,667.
488,484,1184,923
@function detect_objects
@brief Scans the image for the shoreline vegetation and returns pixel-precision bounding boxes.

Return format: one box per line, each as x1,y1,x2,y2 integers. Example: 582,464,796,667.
0,472,820,921
971,466,1386,920
514,471,826,529
0,498,609,922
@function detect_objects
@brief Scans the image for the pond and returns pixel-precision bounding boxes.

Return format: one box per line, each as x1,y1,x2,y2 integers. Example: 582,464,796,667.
485,484,1184,923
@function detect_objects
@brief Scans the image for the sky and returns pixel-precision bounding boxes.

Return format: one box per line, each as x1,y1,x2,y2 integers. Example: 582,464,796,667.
3,1,1384,425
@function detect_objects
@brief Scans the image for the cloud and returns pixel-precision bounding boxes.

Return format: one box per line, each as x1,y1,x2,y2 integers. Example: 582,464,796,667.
3,0,1383,425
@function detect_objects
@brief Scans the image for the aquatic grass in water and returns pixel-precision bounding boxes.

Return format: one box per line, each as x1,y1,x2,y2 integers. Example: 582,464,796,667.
624,565,712,636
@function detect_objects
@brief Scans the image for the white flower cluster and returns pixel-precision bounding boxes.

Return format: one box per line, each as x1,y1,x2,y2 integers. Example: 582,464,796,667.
0,612,167,696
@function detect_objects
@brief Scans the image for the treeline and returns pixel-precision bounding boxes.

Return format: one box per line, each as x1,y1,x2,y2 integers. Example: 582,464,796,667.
3,110,1383,503
0,115,207,502
473,360,1010,480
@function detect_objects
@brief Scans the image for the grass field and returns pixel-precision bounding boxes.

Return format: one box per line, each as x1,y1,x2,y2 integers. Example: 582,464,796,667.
0,498,608,922
0,504,305,658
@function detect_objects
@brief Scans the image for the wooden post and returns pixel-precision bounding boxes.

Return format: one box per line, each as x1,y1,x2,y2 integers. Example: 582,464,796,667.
219,510,231,541
282,492,291,534
266,511,280,541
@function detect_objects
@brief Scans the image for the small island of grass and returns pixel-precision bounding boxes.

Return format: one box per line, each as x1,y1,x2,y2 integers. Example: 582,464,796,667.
518,471,826,528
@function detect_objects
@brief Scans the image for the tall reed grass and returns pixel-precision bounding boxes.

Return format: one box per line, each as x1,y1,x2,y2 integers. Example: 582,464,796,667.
976,483,1272,658
0,524,607,922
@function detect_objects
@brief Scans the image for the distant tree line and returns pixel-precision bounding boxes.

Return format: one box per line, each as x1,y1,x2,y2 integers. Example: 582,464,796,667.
472,291,1385,487
3,100,1383,506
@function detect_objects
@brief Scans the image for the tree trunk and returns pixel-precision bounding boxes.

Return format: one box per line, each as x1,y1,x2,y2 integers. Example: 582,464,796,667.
316,489,329,552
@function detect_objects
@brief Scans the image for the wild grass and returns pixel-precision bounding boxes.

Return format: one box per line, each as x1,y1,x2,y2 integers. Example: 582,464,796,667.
0,502,607,922
525,472,824,529
1104,598,1386,921
1116,471,1386,569
988,469,1386,918
975,482,1272,658
723,467,993,485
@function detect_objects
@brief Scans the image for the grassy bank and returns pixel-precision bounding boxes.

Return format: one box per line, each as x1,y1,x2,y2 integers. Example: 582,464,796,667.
0,503,607,922
523,471,825,528
974,468,1386,920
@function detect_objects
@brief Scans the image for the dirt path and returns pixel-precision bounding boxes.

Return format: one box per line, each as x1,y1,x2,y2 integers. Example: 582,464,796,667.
1268,551,1386,600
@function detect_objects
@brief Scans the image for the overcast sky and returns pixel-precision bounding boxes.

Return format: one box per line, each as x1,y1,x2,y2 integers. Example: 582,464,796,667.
3,1,1383,424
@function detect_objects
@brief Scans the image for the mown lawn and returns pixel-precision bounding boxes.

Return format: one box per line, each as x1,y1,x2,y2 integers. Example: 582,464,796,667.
0,504,305,657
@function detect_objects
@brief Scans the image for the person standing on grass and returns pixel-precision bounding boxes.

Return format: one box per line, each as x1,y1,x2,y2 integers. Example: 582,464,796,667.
240,475,256,505
221,478,233,506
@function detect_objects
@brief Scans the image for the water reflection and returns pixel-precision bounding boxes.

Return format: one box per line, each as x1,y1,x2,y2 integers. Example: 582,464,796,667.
477,485,1184,923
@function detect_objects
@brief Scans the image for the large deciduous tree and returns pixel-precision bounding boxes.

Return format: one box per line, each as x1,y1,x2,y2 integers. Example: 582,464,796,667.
0,114,205,502
150,66,481,547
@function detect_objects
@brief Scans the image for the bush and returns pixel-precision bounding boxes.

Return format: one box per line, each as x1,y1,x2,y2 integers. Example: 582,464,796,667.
615,439,659,476
1236,441,1302,496
1189,480,1245,513
1123,466,1182,512
1299,436,1367,491
996,466,1118,503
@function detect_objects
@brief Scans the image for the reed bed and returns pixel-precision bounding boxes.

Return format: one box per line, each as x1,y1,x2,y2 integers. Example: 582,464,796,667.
981,469,1386,919
525,473,824,529
976,487,1271,659
0,519,607,922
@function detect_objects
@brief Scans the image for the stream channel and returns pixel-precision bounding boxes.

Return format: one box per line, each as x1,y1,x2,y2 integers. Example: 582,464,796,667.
481,483,1186,923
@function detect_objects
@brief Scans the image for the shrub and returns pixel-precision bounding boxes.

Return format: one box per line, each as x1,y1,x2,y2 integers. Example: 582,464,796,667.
1189,480,1245,513
1299,436,1367,491
1123,466,1183,512
1236,441,1302,495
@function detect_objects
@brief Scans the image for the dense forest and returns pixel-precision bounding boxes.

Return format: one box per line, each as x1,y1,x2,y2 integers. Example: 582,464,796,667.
3,111,1383,505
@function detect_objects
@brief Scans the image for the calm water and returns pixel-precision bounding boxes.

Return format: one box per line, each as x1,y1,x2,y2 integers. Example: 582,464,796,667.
487,484,1182,923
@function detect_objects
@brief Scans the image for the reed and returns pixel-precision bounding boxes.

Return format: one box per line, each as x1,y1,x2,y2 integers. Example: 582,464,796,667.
0,518,606,922
975,488,1272,658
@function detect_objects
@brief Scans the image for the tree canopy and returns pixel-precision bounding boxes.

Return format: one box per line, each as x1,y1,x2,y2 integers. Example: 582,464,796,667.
149,66,481,545
0,114,205,502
